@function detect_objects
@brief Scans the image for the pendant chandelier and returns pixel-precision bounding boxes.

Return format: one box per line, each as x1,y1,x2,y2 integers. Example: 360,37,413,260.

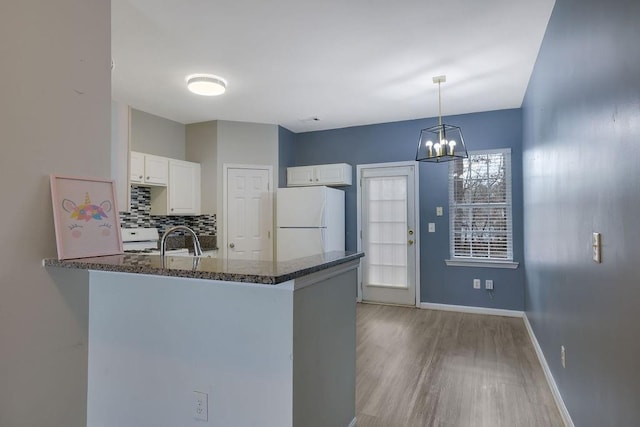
415,75,467,163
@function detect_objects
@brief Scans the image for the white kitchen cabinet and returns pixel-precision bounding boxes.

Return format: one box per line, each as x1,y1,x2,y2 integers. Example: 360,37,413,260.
315,163,352,185
287,166,315,186
130,151,144,184
150,159,201,215
287,163,352,187
144,154,168,185
168,159,201,215
130,151,168,186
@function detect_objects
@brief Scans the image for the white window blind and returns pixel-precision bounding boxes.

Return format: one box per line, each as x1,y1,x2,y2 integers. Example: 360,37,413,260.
449,149,513,261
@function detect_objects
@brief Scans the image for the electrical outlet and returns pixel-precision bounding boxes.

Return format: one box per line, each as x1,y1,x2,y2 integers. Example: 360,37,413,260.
561,345,566,368
428,223,436,233
473,279,481,289
193,391,208,421
436,206,443,216
485,279,494,290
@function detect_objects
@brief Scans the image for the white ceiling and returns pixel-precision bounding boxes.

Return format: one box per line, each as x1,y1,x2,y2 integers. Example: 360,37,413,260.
112,0,555,133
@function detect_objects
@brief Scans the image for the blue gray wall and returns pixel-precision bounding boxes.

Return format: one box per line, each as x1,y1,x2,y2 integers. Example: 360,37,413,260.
292,109,524,310
522,0,640,425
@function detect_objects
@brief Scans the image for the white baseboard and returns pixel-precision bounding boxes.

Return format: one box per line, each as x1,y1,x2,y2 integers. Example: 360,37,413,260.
523,314,574,427
348,416,357,427
419,302,523,318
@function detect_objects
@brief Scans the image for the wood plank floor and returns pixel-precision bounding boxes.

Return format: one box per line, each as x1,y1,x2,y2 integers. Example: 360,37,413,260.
356,303,564,427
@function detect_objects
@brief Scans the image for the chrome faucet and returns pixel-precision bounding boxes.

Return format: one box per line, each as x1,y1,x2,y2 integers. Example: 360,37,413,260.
160,226,203,257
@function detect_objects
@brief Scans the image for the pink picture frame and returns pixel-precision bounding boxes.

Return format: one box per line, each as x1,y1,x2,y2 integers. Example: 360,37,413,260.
50,175,123,260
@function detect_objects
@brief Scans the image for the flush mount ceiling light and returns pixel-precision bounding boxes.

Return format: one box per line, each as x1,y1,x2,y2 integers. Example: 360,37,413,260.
415,75,468,163
186,74,227,96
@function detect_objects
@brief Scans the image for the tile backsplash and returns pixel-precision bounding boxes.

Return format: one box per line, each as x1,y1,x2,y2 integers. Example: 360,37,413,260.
119,186,216,236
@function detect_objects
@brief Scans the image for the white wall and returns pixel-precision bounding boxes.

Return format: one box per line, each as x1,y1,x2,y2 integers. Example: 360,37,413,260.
130,108,186,160
186,121,218,214
0,1,111,426
87,271,294,427
215,120,279,247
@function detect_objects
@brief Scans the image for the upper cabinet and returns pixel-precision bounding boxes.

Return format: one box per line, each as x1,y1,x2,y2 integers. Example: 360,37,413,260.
287,163,352,187
167,159,201,215
130,151,144,183
287,166,315,185
130,151,168,186
131,151,201,215
143,155,169,185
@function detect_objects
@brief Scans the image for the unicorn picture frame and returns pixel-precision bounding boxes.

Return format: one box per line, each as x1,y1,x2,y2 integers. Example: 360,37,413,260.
50,175,123,260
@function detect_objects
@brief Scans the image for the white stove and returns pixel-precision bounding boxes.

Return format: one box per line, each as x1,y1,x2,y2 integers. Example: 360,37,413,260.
121,228,189,255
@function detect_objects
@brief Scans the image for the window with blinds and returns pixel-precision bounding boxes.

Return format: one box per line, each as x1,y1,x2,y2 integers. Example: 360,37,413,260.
449,149,513,261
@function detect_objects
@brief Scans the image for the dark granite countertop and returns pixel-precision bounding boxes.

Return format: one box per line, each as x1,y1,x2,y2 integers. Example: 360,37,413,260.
44,251,363,285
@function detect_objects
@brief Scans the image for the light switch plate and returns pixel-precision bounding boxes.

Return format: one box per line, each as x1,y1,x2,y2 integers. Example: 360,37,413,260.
436,206,443,216
428,223,435,233
592,232,601,263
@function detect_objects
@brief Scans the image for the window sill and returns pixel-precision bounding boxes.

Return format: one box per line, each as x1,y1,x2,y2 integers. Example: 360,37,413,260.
445,259,519,269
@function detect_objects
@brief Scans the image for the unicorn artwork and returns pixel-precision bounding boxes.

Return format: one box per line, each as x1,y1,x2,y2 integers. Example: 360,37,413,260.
62,192,114,239
50,175,123,260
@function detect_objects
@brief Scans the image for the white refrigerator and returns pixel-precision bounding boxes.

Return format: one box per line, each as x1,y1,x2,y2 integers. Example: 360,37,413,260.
277,186,345,261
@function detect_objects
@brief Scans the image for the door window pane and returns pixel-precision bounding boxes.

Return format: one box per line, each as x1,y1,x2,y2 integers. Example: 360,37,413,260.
365,176,408,288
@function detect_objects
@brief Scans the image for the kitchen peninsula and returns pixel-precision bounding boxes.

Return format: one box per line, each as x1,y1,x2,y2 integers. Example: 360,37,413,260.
45,251,362,427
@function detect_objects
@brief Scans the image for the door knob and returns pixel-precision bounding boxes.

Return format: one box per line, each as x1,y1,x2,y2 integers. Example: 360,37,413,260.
408,230,414,235
408,240,414,245
229,243,235,248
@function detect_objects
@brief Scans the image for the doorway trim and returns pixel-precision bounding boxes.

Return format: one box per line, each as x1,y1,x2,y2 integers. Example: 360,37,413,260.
356,161,420,307
222,163,274,260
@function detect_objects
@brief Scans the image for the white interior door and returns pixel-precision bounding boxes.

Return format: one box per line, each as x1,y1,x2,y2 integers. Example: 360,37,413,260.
360,165,417,306
226,167,272,261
